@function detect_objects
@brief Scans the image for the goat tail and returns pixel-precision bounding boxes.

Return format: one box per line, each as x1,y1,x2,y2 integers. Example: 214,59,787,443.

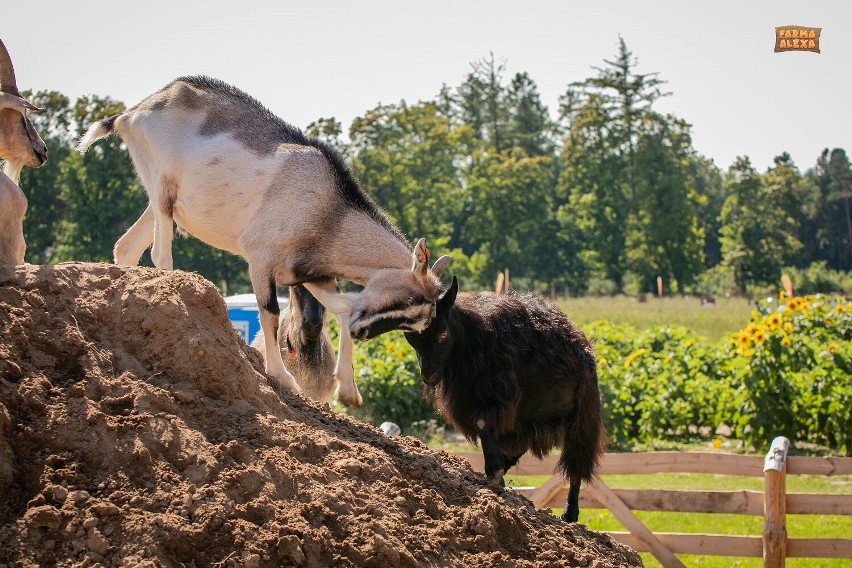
557,350,606,483
76,115,118,154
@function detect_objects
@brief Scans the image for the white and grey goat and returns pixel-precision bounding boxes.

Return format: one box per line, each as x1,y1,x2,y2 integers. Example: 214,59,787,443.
0,39,47,265
77,76,450,406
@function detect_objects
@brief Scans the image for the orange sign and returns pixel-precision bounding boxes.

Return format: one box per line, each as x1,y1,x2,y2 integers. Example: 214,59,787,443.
775,26,821,53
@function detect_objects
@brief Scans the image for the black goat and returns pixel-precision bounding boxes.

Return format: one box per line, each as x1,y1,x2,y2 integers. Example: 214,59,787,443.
251,285,336,403
404,276,605,522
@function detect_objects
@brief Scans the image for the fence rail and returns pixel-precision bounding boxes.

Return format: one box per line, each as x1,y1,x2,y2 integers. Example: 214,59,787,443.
452,439,852,567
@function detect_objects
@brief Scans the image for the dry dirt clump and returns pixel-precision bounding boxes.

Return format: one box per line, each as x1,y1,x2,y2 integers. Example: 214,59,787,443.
0,263,641,567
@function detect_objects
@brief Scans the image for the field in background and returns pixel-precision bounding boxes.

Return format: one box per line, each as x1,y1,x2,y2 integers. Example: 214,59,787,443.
555,295,753,343
505,472,852,568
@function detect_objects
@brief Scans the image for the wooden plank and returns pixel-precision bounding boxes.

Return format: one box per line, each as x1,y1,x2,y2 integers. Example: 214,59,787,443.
607,532,763,557
787,493,852,515
528,474,564,510
523,487,764,515
521,486,852,516
587,478,686,568
600,452,764,476
455,451,852,478
787,538,852,558
787,456,852,476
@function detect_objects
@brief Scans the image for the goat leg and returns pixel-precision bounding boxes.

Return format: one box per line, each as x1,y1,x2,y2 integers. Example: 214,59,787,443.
475,417,506,485
303,280,362,407
560,475,582,523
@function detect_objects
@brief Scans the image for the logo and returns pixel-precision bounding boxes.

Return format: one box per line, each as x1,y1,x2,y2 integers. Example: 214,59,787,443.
775,26,821,53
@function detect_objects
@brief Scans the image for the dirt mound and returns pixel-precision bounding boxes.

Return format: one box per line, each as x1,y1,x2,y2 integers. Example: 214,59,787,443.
0,263,641,567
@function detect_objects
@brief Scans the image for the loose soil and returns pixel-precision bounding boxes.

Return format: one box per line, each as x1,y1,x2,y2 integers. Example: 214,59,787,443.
0,263,641,567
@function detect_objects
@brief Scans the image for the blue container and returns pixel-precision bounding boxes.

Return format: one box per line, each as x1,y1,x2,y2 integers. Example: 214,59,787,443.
224,294,288,344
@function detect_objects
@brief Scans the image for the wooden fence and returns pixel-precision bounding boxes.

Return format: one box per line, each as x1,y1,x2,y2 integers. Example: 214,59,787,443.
453,437,852,567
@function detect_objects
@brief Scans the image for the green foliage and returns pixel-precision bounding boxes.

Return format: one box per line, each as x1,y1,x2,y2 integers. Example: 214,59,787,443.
719,157,802,294
329,323,437,432
783,261,852,295
590,293,851,454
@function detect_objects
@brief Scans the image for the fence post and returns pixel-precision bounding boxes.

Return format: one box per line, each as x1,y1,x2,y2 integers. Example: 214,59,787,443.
763,436,789,568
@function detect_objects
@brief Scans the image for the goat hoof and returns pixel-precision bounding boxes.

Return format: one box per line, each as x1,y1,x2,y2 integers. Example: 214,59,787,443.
271,369,301,396
336,380,363,408
560,510,579,523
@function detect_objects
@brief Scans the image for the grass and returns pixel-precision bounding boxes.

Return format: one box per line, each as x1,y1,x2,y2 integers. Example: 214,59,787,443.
504,472,852,568
555,295,752,343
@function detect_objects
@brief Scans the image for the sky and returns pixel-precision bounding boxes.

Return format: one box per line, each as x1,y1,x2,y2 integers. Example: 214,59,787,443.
6,0,850,172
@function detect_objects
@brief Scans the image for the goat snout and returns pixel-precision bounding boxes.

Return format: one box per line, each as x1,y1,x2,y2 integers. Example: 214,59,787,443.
34,145,47,166
349,323,371,341
301,317,323,339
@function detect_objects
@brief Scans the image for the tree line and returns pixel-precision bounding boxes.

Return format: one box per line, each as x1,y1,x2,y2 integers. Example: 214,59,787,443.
15,38,852,296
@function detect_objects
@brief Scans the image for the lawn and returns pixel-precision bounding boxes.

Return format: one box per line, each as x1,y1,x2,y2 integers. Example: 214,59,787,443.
555,295,753,343
505,472,852,568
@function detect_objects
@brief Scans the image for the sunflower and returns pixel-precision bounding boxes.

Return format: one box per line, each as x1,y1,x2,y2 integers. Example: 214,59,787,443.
827,342,839,354
786,298,800,312
753,330,767,345
783,321,793,334
781,336,792,348
737,331,751,348
836,304,846,314
767,313,783,330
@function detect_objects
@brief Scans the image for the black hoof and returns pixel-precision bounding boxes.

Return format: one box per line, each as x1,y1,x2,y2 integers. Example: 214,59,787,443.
560,510,579,523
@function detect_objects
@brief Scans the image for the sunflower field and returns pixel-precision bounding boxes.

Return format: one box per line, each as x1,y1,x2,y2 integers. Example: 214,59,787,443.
593,293,851,454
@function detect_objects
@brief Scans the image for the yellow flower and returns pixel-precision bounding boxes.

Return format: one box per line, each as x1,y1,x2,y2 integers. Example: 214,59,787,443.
750,310,759,320
783,321,793,334
712,438,723,449
599,358,608,368
737,331,751,347
684,339,694,349
827,342,839,354
786,298,800,312
779,290,787,300
825,318,835,327
385,341,396,353
624,348,647,368
753,330,767,345
781,336,791,348
836,304,847,314
767,313,783,330
747,323,761,334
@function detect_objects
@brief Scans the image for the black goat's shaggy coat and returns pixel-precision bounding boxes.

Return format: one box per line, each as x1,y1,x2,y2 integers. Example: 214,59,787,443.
405,277,605,522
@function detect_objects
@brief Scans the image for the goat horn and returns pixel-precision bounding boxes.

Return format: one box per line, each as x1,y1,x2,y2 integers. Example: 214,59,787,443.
0,39,20,96
431,255,452,278
0,93,43,113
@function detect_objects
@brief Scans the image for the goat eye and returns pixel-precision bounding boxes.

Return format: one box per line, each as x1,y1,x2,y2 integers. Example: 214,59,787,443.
407,297,415,306
439,331,448,343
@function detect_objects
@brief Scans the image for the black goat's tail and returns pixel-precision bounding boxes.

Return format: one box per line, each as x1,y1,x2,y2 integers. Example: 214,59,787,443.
557,350,606,483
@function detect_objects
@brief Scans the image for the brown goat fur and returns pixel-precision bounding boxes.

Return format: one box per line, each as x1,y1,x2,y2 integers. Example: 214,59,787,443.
404,277,606,522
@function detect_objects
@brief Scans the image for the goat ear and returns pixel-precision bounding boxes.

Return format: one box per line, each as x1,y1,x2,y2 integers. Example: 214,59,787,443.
411,238,430,277
431,255,452,278
438,275,458,312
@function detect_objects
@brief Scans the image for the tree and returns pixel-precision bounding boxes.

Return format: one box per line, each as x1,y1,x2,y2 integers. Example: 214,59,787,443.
17,90,74,263
719,157,801,293
557,37,672,292
456,53,509,152
463,149,560,288
505,72,554,157
627,116,705,293
49,96,146,263
349,101,475,250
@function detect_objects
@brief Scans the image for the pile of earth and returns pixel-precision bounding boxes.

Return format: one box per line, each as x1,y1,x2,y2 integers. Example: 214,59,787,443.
0,263,641,567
